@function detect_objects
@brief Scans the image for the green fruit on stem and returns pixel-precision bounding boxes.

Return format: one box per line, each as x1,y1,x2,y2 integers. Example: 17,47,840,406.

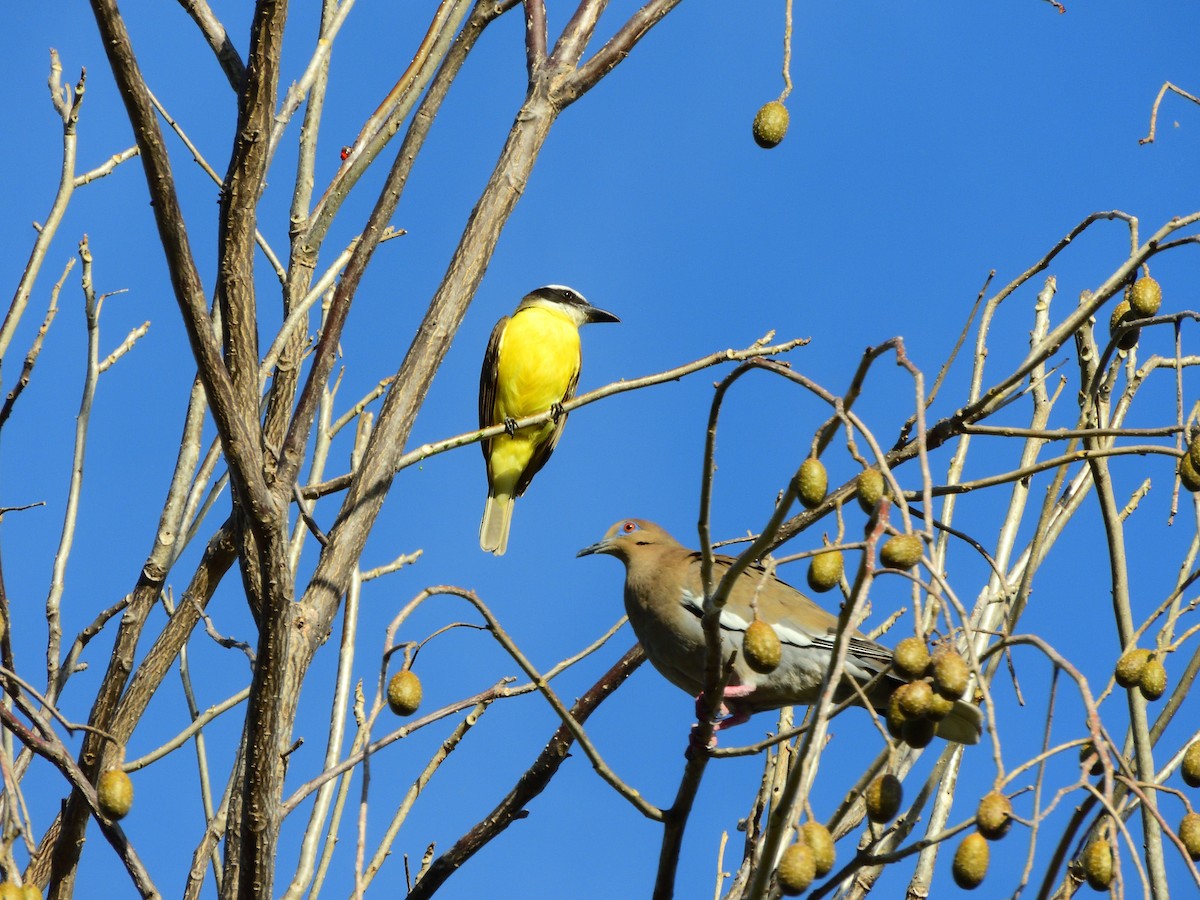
743,618,782,674
1114,648,1152,689
892,636,931,680
932,649,970,700
1129,275,1162,318
1139,656,1167,701
800,821,835,877
925,689,955,721
880,534,922,570
807,549,844,593
97,768,134,820
865,773,902,823
857,468,886,513
896,679,933,719
1179,452,1200,493
776,842,815,895
1181,812,1200,861
976,791,1013,841
952,832,990,890
1109,299,1139,350
901,717,936,749
387,670,423,716
797,457,828,509
752,101,789,148
1182,741,1200,788
1081,837,1114,890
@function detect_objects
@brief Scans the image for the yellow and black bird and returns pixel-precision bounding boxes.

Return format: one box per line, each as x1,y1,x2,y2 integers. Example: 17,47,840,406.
479,285,619,555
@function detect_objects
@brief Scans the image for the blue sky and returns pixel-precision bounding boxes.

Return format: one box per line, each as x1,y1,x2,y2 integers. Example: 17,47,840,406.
3,1,1200,897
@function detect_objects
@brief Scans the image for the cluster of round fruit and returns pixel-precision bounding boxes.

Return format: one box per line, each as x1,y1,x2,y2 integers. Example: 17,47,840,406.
1108,274,1162,351
794,458,923,588
1177,742,1200,864
1114,647,1167,702
886,638,970,750
776,821,836,895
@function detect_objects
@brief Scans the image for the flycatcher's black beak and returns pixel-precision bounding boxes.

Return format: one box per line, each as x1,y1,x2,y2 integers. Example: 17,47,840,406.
585,305,620,325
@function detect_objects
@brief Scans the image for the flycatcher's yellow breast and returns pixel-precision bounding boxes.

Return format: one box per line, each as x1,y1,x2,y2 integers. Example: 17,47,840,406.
493,306,581,422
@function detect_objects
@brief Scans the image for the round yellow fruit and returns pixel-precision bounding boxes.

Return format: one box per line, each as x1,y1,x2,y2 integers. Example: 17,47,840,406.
896,679,933,719
1179,452,1200,493
1109,299,1139,350
925,689,955,722
1181,812,1200,861
880,534,922,570
752,101,789,149
1139,656,1167,701
856,468,886,513
1129,275,1162,318
1190,433,1200,477
892,636,931,680
807,549,843,593
0,884,24,900
743,618,782,674
1114,647,1151,689
97,768,134,820
800,821,835,877
1182,741,1200,788
776,841,815,895
952,832,989,889
21,886,41,900
797,457,828,509
931,649,970,700
976,791,1013,841
1081,837,1113,890
901,717,936,749
387,670,423,716
865,773,902,824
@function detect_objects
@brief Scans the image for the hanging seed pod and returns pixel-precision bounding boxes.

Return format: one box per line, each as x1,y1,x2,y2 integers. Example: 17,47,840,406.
880,534,922,570
776,841,814,895
800,821,835,877
865,773,902,823
752,101,789,149
952,832,990,890
1081,837,1114,890
931,649,970,700
976,791,1014,841
892,636,931,680
797,457,828,508
807,549,844,593
387,669,423,716
97,768,134,820
743,618,782,674
856,468,886,513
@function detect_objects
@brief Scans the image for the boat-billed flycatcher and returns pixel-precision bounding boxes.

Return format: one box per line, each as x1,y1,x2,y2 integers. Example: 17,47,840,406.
479,285,620,556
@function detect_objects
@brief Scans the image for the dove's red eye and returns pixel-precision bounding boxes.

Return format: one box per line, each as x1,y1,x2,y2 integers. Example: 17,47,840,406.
622,521,638,534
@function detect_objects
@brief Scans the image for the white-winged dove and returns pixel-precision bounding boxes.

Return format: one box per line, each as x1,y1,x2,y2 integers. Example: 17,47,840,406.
577,519,982,744
479,286,620,556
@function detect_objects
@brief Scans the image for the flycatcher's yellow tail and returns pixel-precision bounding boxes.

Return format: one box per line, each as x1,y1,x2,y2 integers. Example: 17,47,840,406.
479,491,515,556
